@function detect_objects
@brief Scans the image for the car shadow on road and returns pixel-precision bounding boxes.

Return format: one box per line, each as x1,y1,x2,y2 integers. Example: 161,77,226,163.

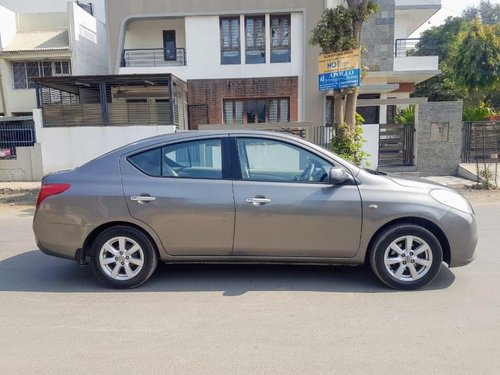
0,250,455,294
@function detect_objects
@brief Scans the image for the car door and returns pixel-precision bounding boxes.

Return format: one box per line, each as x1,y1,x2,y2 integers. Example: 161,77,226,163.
120,136,235,256
232,136,362,258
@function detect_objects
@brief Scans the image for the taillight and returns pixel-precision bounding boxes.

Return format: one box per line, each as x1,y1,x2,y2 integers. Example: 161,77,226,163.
36,184,71,208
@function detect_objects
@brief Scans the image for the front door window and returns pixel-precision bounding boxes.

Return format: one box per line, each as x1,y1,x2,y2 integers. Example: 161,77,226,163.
236,137,331,183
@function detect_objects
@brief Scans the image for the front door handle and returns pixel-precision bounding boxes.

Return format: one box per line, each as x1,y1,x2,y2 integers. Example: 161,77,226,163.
245,197,271,206
130,195,156,204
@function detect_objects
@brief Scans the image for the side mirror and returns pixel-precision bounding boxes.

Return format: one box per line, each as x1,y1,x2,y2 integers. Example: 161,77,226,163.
328,167,350,185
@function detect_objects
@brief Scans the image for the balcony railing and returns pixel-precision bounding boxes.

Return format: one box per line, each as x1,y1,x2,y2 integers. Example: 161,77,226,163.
122,48,187,68
394,38,421,57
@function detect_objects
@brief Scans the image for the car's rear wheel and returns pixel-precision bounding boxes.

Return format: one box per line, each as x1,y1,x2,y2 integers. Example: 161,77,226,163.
89,226,158,289
369,224,443,290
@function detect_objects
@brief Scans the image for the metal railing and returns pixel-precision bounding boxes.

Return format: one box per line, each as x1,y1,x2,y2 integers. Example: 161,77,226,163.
0,121,36,159
122,48,187,67
462,122,500,163
394,38,421,57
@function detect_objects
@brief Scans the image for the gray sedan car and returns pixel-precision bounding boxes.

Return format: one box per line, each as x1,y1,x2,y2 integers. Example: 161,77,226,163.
33,130,477,289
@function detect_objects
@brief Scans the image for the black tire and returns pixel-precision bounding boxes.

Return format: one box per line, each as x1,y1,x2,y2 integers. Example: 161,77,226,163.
89,226,158,289
369,224,443,290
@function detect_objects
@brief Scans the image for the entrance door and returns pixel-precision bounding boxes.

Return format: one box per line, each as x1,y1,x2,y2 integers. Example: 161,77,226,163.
163,30,176,61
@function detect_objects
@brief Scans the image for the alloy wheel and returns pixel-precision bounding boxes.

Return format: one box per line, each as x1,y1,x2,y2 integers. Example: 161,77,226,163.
383,235,433,282
98,236,145,280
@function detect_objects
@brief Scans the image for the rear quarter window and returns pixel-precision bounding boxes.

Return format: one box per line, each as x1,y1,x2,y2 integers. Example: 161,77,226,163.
128,148,161,176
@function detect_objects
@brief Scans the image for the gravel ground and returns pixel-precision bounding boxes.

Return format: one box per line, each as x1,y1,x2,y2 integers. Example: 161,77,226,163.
457,187,500,203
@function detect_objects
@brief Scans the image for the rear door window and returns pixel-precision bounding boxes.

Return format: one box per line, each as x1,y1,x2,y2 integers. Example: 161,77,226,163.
162,139,222,179
127,139,224,179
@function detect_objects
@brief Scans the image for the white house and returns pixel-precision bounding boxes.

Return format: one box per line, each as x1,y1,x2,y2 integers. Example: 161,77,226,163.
106,0,441,167
0,0,108,117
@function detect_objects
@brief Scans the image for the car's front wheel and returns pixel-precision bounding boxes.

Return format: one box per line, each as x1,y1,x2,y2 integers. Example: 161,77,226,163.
89,226,158,288
369,224,443,290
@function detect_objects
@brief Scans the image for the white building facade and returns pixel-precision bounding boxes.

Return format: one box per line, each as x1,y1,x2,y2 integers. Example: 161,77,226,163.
108,1,441,138
0,0,107,116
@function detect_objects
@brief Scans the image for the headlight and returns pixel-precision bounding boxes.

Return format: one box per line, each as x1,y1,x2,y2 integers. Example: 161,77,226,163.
429,189,472,214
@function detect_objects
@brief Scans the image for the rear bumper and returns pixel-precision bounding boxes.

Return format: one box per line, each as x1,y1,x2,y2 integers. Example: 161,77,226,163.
33,215,93,261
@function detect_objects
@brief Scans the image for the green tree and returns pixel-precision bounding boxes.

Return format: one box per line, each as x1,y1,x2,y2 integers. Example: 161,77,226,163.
413,17,466,101
414,16,464,61
395,105,416,125
463,102,497,121
448,20,500,105
413,2,500,108
463,0,500,25
309,1,377,164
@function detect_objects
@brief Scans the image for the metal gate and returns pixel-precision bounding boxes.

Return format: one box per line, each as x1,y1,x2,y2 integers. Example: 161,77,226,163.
378,123,415,166
0,119,36,159
461,122,500,162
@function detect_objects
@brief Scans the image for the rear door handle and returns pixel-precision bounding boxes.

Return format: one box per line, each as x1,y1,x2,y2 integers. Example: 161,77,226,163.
245,197,271,206
130,195,156,204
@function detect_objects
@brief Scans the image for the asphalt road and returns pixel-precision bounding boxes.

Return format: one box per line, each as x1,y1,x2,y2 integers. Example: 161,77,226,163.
0,202,499,374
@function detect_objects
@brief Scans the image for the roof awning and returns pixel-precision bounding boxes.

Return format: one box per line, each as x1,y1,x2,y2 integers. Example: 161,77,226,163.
367,70,441,85
32,74,183,93
2,28,69,52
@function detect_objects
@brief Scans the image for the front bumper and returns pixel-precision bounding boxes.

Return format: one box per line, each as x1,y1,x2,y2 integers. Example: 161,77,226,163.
442,208,478,268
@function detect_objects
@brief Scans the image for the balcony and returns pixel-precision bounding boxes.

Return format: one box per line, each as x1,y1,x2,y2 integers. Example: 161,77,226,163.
121,48,186,68
395,38,422,57
394,38,439,72
392,38,439,82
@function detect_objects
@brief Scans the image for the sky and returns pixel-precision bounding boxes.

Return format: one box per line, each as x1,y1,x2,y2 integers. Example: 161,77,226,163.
412,0,500,37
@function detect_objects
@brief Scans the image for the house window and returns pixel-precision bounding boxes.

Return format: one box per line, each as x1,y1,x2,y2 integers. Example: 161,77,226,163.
54,61,71,75
387,105,396,124
220,17,241,64
326,95,380,125
245,16,265,64
270,15,290,63
224,98,289,124
12,60,71,89
357,94,380,124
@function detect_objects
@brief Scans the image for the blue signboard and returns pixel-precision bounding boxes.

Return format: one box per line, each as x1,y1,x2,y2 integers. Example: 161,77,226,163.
318,68,361,91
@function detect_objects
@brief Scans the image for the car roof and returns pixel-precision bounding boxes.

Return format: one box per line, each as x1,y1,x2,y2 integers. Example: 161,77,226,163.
82,129,361,175
117,129,304,151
